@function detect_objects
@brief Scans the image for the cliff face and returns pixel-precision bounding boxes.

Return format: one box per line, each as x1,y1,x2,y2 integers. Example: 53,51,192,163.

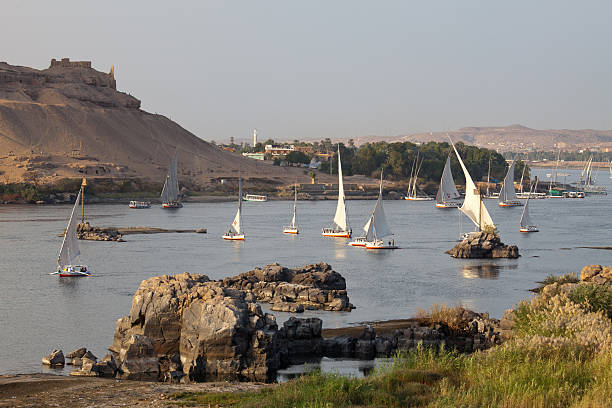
0,58,322,186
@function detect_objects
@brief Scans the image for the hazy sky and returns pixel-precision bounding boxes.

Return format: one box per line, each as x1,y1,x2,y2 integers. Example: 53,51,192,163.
3,1,612,143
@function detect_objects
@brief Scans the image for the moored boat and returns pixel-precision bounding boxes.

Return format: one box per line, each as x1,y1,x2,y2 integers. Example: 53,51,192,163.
364,172,398,250
405,151,433,201
129,201,151,209
243,194,268,202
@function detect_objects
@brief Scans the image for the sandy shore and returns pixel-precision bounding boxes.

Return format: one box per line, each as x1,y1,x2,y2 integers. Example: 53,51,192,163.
0,374,269,408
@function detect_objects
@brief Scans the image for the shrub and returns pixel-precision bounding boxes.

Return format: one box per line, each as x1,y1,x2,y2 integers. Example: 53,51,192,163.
569,283,612,319
414,303,465,331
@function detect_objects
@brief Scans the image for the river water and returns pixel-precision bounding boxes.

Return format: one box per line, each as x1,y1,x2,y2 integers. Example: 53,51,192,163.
0,168,611,376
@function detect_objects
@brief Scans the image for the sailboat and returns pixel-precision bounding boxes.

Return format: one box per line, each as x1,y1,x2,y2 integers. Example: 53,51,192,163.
52,189,91,277
322,147,352,238
520,181,539,233
223,177,245,240
580,156,607,195
484,154,499,199
364,172,397,249
450,139,495,239
282,185,299,234
161,153,182,208
435,155,462,208
498,160,523,207
405,152,433,201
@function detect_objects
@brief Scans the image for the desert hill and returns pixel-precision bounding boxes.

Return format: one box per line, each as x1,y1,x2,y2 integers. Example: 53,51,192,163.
0,58,342,187
355,124,612,152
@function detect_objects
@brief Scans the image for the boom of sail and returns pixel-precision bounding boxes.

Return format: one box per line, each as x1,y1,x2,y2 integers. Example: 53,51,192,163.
58,190,82,268
450,140,494,230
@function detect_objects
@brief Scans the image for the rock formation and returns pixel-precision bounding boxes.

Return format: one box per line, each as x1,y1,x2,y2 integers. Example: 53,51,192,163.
580,264,612,286
42,349,64,366
220,263,354,312
77,222,124,242
446,232,519,259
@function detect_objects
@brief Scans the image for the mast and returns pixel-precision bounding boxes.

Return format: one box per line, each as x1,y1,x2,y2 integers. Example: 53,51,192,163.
519,163,526,194
292,184,297,227
407,152,417,197
486,155,491,197
80,178,87,223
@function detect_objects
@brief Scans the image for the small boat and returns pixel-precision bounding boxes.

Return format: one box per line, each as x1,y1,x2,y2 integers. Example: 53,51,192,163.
223,177,245,240
129,201,151,209
498,160,523,207
322,147,352,238
348,236,368,247
519,183,538,233
364,172,398,249
52,188,92,277
161,153,183,208
405,151,433,201
450,138,495,239
435,154,462,209
243,194,268,202
282,186,299,234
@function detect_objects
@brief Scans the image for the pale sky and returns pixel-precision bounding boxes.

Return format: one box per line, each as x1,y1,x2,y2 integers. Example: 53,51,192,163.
3,1,611,143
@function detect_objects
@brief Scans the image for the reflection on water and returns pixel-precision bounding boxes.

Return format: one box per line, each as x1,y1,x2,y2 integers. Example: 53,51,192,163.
276,357,385,382
461,262,518,279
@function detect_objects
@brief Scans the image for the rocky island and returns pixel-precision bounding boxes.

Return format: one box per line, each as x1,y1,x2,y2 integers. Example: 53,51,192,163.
446,231,519,258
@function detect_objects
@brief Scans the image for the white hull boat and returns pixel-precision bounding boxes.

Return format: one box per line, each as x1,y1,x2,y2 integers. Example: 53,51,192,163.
435,155,462,209
224,177,245,240
362,172,397,250
161,153,182,208
283,186,299,234
498,160,523,207
322,147,351,238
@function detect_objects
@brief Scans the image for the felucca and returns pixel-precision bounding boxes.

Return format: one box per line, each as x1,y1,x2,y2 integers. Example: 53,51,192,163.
435,154,462,208
223,177,245,240
322,147,352,238
405,151,433,201
498,160,523,207
520,180,539,233
161,153,182,208
283,185,299,234
52,186,91,277
364,172,397,249
450,139,495,239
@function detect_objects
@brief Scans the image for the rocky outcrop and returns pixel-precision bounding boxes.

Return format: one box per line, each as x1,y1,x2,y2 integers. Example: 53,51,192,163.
580,265,612,286
42,349,65,366
446,232,519,259
220,263,354,312
77,222,124,242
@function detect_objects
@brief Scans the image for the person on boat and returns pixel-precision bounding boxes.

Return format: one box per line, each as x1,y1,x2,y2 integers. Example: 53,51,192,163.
81,266,86,272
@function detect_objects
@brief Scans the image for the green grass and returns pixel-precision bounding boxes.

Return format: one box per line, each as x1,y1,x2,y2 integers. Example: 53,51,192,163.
568,283,612,319
532,273,580,292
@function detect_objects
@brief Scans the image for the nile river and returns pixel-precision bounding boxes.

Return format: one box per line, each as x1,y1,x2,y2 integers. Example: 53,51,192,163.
1,168,611,375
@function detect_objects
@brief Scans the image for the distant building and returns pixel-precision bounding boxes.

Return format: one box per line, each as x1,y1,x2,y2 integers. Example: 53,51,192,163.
265,144,295,156
242,152,265,160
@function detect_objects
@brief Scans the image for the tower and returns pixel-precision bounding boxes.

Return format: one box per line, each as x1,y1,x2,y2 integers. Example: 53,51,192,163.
253,129,257,147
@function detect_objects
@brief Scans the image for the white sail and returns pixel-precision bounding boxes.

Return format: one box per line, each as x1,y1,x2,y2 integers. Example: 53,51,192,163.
520,195,533,227
364,173,392,240
58,190,82,267
161,153,179,203
436,155,460,203
332,147,348,231
231,178,243,234
291,186,297,227
450,141,494,230
499,160,518,202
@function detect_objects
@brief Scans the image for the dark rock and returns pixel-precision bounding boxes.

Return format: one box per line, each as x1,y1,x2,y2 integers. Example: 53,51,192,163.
42,349,64,366
77,222,124,242
446,232,519,258
271,301,304,313
66,347,87,359
82,350,97,362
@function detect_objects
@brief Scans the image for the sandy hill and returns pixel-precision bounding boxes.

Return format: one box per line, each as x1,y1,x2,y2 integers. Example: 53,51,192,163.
0,58,344,187
355,124,612,152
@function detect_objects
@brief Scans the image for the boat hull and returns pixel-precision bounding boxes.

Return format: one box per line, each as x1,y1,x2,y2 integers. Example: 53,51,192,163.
283,227,299,234
520,226,539,233
436,202,460,208
405,197,433,201
348,237,367,246
365,241,398,249
56,265,91,277
498,200,523,207
223,234,245,240
322,229,351,238
129,201,151,209
162,202,183,208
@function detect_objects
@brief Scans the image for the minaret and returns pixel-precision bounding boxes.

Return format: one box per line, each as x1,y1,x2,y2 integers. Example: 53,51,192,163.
253,129,257,147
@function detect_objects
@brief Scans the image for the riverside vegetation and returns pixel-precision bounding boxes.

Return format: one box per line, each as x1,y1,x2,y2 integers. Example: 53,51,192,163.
171,265,612,407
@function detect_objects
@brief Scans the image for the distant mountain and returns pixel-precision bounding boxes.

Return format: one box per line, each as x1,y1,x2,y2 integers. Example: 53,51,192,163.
355,124,612,151
0,58,328,186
